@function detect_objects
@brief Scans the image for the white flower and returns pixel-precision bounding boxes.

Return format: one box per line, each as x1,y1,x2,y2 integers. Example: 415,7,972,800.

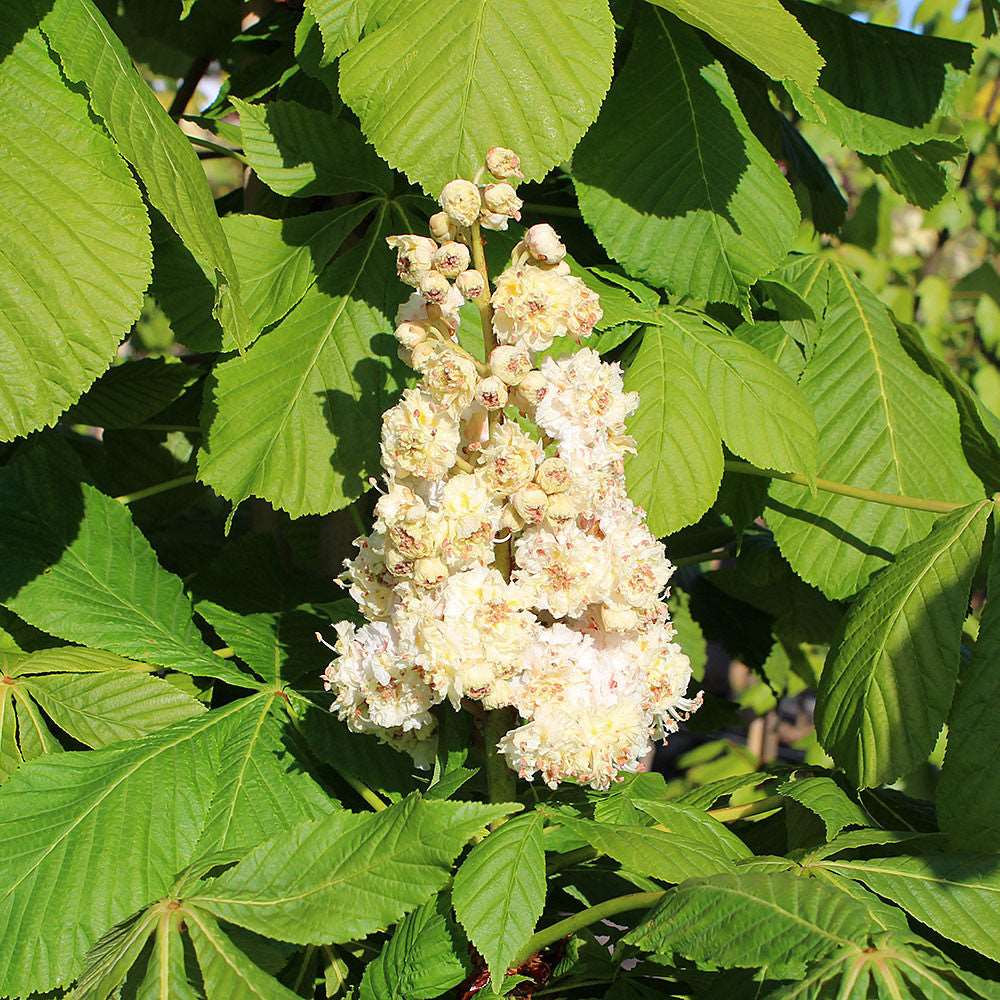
513,522,608,619
479,210,511,232
478,421,543,496
440,179,481,227
483,183,522,220
456,270,485,300
432,241,471,278
486,146,523,180
386,235,436,287
429,211,461,243
524,223,566,264
489,345,532,386
381,388,460,482
439,471,498,536
422,347,479,416
395,321,430,349
475,375,509,410
396,287,464,333
339,532,394,619
534,456,570,494
418,270,451,305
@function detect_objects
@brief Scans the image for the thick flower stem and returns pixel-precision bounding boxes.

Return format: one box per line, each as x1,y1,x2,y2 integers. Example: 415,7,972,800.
469,220,495,347
724,460,966,514
483,706,518,806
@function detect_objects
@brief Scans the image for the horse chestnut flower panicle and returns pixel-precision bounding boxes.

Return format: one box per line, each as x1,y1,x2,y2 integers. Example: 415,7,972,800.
320,148,699,788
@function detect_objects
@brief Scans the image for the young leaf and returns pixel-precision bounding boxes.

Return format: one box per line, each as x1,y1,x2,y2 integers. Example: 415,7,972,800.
776,775,870,841
339,0,615,193
191,796,518,945
816,499,991,788
0,15,151,441
452,812,546,987
623,329,723,537
574,9,798,310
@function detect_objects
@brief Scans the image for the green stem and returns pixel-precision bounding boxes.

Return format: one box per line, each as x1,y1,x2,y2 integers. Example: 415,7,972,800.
115,474,196,505
483,706,518,807
674,546,733,566
187,135,249,165
512,891,665,967
724,460,966,514
341,772,389,812
520,202,582,219
132,424,202,433
348,502,366,536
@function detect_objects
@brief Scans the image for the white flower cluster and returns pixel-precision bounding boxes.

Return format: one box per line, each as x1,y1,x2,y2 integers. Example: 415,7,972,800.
321,149,699,790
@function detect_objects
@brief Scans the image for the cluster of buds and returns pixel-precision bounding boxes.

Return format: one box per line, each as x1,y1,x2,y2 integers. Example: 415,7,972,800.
321,149,699,790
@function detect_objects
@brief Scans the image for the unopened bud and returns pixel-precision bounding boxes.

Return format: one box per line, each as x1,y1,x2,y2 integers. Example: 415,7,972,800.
385,235,437,287
544,492,576,528
500,504,523,534
479,211,510,232
475,375,508,410
601,605,640,632
486,146,523,180
395,321,429,349
535,456,570,494
429,211,460,242
489,345,532,385
512,370,548,409
440,179,481,228
512,484,548,525
418,270,451,305
456,269,485,300
524,223,566,264
413,556,448,587
409,340,438,371
432,241,471,279
482,183,522,220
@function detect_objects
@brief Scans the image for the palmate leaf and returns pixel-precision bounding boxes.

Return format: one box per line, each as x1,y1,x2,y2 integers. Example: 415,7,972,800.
191,796,518,945
816,500,991,788
767,257,982,599
38,0,252,351
574,9,798,310
339,0,615,193
623,328,723,537
776,775,870,841
0,13,151,442
198,203,410,517
452,812,546,986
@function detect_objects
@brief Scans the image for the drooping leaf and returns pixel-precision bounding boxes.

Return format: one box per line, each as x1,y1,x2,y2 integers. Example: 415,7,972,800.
0,14,151,441
452,813,546,986
623,328,723,537
767,257,982,598
191,796,517,944
38,0,252,351
574,9,798,309
777,775,870,841
340,0,615,193
816,500,991,788
198,204,410,517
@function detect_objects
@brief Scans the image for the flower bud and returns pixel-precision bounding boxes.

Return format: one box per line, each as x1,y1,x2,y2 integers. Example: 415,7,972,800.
485,146,523,180
524,223,566,264
440,179,481,228
511,370,548,409
482,183,522,220
544,492,576,528
409,340,438,371
395,321,429,349
475,375,508,410
601,605,640,632
489,345,532,385
412,556,448,587
418,270,451,305
384,546,413,577
535,456,570,494
512,484,548,525
429,211,461,242
500,504,523,534
432,241,471,279
455,269,485,300
385,235,437,287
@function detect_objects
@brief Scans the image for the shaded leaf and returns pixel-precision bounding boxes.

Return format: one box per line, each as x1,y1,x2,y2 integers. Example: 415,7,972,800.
777,775,870,840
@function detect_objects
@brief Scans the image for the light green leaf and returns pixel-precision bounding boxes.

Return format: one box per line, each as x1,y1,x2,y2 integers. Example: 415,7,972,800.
136,915,200,1000
785,2,974,155
0,688,20,783
0,15,151,441
661,309,817,475
631,801,753,863
824,854,1000,964
767,257,982,599
192,796,517,944
13,688,63,759
23,670,205,749
68,907,159,1000
39,0,251,351
0,442,250,686
732,321,806,382
0,698,257,997
777,775,870,841
816,500,991,788
234,100,392,198
303,0,370,60
5,646,151,676
574,9,798,309
359,895,469,1000
340,0,615,193
623,328,723,537
645,0,823,92
626,871,877,978
198,204,409,517
939,522,1000,851
453,813,546,986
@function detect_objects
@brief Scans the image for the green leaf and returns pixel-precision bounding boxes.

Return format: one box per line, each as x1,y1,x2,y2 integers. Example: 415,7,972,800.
0,698,257,996
816,500,991,788
732,321,806,381
191,796,517,944
452,813,546,986
777,775,870,840
13,688,63,759
0,15,151,441
824,854,1000,964
234,100,392,198
359,895,469,1000
135,915,200,1000
767,257,983,599
784,2,974,155
574,9,798,309
644,0,823,93
626,871,877,978
631,801,753,863
198,204,410,517
660,309,817,475
0,688,20,783
939,522,1000,851
5,646,149,676
0,442,249,686
38,0,252,351
862,139,963,211
68,907,160,1000
623,328,723,537
303,0,370,60
340,0,615,193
